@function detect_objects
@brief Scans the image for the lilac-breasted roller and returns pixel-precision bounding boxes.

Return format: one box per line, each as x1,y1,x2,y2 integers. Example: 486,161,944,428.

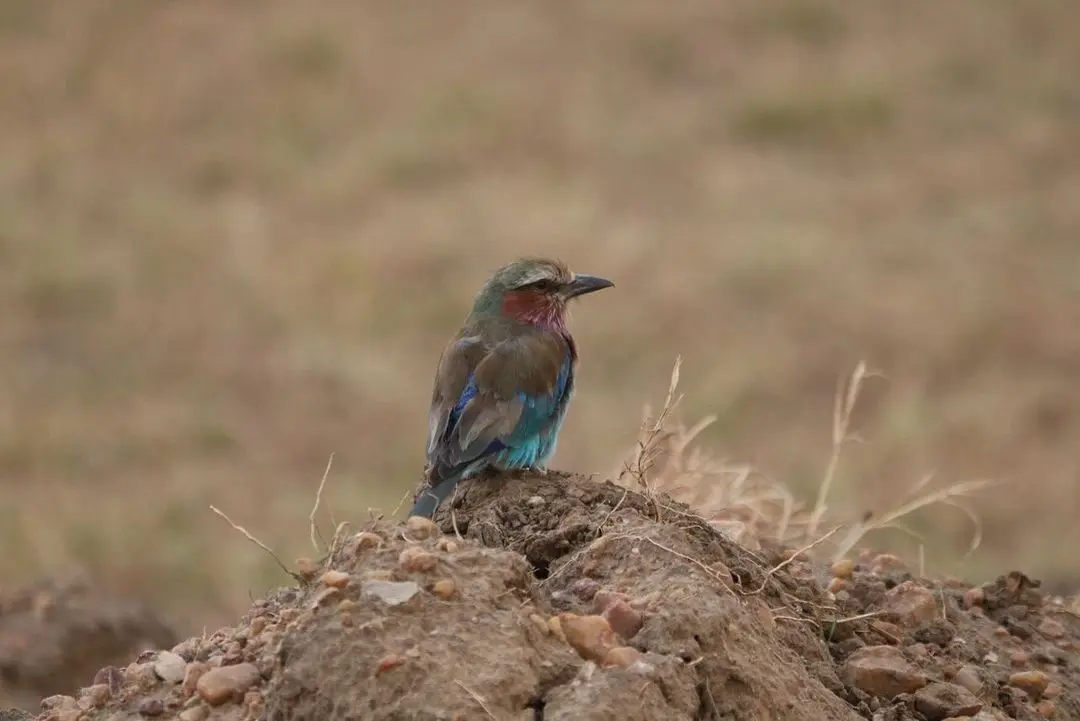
410,258,613,518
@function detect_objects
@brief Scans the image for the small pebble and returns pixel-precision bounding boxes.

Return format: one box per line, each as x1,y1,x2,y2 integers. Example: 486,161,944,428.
600,598,643,639
398,547,438,573
39,696,76,712
171,640,198,662
93,666,124,694
558,613,617,663
362,580,421,606
963,587,986,609
183,662,210,696
178,705,209,721
196,663,262,706
828,577,852,594
1038,618,1066,639
1036,699,1057,718
376,654,406,675
82,683,112,709
405,516,439,540
154,651,188,684
842,645,927,697
882,581,938,626
295,557,318,580
526,495,546,507
318,570,349,588
830,559,854,579
436,538,459,553
138,698,164,717
913,681,982,720
353,532,383,552
1009,670,1049,699
433,579,456,599
571,578,601,601
602,646,643,668
953,665,983,696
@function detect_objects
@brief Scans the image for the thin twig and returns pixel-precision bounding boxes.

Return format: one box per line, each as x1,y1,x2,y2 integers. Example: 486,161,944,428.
597,487,629,534
747,527,840,595
455,680,497,720
829,610,883,624
309,453,334,554
391,487,412,517
328,521,351,557
631,535,737,598
210,505,302,583
773,615,818,626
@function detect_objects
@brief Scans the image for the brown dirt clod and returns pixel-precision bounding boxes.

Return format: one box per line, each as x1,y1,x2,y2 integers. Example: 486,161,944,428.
13,471,1080,720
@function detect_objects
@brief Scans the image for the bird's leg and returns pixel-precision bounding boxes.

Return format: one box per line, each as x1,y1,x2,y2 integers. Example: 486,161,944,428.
527,464,548,476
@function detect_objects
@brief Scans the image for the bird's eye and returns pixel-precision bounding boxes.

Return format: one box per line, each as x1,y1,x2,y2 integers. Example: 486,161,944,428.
526,279,557,292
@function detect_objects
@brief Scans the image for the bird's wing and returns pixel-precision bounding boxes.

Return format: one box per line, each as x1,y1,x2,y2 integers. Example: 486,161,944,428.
426,334,484,463
426,330,573,479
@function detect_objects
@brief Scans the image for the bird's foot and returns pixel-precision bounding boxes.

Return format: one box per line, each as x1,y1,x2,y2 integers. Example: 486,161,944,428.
528,464,549,476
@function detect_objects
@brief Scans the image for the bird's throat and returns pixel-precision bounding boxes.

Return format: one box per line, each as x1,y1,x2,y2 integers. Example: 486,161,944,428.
502,290,566,330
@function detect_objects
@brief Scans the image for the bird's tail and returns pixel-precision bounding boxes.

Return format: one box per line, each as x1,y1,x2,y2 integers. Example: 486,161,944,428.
408,474,460,519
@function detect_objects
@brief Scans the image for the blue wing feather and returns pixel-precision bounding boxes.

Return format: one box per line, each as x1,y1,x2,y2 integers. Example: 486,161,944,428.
504,355,573,442
449,374,508,458
442,349,572,473
413,332,576,518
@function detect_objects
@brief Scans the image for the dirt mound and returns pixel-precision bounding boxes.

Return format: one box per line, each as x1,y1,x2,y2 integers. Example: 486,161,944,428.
0,572,177,712
20,472,1080,720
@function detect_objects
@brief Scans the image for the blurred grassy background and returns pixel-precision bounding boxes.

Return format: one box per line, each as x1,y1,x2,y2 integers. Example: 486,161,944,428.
1,0,1078,633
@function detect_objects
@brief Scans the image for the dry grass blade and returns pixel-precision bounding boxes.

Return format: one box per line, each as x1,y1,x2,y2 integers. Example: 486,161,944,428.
210,505,302,583
328,521,351,557
748,527,840,595
609,359,998,575
391,488,413,517
310,452,335,554
617,355,684,493
808,362,877,538
613,359,815,547
455,680,498,720
831,477,998,562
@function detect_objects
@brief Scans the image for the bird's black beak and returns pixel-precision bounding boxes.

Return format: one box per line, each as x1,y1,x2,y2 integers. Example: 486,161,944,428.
563,273,614,299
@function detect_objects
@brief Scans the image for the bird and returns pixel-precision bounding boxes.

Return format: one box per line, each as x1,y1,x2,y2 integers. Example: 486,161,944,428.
409,257,614,519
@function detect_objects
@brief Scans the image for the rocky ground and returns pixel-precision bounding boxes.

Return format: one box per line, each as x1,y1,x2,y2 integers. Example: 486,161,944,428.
4,472,1080,721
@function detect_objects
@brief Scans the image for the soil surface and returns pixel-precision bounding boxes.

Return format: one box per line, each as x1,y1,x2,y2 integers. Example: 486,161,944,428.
9,472,1080,720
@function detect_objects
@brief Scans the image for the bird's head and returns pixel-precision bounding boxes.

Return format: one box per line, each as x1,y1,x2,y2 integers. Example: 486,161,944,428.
471,257,614,329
